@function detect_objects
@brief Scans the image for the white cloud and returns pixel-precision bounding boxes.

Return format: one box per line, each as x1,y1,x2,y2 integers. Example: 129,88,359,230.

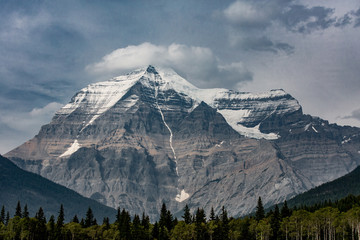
86,42,253,89
0,102,63,134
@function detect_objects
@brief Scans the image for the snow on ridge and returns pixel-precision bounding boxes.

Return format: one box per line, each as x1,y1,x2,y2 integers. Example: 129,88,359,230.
59,140,81,158
218,109,279,140
54,66,299,139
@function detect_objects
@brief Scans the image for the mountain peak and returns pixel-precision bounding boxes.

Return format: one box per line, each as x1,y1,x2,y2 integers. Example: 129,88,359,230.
145,65,158,74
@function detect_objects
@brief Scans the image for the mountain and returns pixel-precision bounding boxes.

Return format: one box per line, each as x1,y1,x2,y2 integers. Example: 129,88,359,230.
5,65,360,220
284,165,360,208
0,155,116,221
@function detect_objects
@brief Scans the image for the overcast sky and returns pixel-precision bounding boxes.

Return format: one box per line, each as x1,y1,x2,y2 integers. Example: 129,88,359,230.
1,0,360,154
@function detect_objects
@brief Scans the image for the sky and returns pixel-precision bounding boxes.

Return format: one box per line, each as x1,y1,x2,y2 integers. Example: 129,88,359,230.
1,0,360,154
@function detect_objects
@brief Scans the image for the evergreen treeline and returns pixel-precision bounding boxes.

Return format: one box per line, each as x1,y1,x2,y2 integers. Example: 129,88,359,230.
1,195,360,240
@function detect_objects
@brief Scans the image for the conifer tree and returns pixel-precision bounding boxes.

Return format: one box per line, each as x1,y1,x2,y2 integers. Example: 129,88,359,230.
255,197,265,221
270,205,281,240
220,206,230,240
182,204,192,224
116,207,121,224
35,207,47,240
102,217,110,230
72,215,79,223
85,207,95,227
15,200,22,218
36,207,46,223
210,206,216,221
55,204,65,239
23,204,29,219
152,221,159,240
281,200,291,219
141,212,150,230
5,211,9,225
56,204,64,227
0,205,5,224
48,215,55,239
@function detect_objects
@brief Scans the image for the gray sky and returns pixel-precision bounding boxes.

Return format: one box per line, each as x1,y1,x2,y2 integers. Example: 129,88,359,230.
1,0,360,154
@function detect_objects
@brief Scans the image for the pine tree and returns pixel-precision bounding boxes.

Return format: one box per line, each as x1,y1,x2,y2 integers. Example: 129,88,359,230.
116,207,121,224
35,207,47,240
141,212,150,230
5,211,10,225
48,215,55,239
220,206,229,240
270,205,281,240
55,204,65,239
72,215,79,223
85,207,95,227
152,222,159,240
0,205,5,224
210,206,216,221
23,204,29,219
195,208,208,240
15,201,22,218
281,200,291,219
102,217,110,230
255,197,265,221
182,204,192,224
36,207,46,222
56,204,64,227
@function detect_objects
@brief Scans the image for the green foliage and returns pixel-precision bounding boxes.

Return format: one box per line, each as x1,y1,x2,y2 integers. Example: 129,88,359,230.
3,194,360,240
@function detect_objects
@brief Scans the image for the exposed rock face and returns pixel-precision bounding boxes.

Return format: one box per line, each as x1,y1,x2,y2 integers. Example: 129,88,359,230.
5,66,360,220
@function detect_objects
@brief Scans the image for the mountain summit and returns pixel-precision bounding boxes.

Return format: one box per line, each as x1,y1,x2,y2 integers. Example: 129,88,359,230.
5,66,360,220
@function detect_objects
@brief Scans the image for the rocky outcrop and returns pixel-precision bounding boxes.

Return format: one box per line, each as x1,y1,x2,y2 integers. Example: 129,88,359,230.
5,66,360,220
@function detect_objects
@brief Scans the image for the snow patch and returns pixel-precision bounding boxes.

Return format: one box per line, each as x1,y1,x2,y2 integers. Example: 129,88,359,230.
342,137,352,144
218,109,279,140
175,189,190,202
59,140,81,158
215,141,224,147
304,123,311,131
312,126,318,133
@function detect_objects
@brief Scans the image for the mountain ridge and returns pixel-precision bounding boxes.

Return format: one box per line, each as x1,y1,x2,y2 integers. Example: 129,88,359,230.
5,65,360,220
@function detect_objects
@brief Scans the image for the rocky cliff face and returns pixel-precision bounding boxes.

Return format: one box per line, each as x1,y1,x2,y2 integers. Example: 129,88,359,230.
5,66,360,220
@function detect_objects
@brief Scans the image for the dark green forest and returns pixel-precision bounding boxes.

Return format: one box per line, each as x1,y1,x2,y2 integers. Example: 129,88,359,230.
1,195,360,240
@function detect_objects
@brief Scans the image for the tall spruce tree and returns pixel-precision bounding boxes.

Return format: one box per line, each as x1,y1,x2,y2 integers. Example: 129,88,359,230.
270,205,281,240
85,207,95,227
255,197,265,221
210,206,216,221
281,200,291,219
5,211,9,225
15,201,22,218
23,204,29,219
182,204,192,224
55,204,65,239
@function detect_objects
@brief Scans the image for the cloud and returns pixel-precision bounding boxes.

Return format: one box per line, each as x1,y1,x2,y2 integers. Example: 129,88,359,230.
342,108,360,121
222,0,340,52
0,102,63,134
87,42,253,89
352,8,360,27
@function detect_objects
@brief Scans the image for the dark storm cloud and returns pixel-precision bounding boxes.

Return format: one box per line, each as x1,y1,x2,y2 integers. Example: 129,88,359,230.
351,8,360,27
240,36,294,54
343,109,360,121
334,14,352,28
223,0,341,53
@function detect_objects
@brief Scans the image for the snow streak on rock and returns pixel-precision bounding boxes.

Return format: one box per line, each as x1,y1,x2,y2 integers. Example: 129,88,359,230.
59,140,81,158
152,73,178,175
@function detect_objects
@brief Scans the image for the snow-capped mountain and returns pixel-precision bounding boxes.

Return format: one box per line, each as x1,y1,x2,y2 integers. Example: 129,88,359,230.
5,66,360,220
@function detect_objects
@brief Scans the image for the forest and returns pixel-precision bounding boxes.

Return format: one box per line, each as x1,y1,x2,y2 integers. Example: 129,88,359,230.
1,194,360,240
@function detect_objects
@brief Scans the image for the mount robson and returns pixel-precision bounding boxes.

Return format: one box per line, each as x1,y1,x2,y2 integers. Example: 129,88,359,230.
5,65,360,221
